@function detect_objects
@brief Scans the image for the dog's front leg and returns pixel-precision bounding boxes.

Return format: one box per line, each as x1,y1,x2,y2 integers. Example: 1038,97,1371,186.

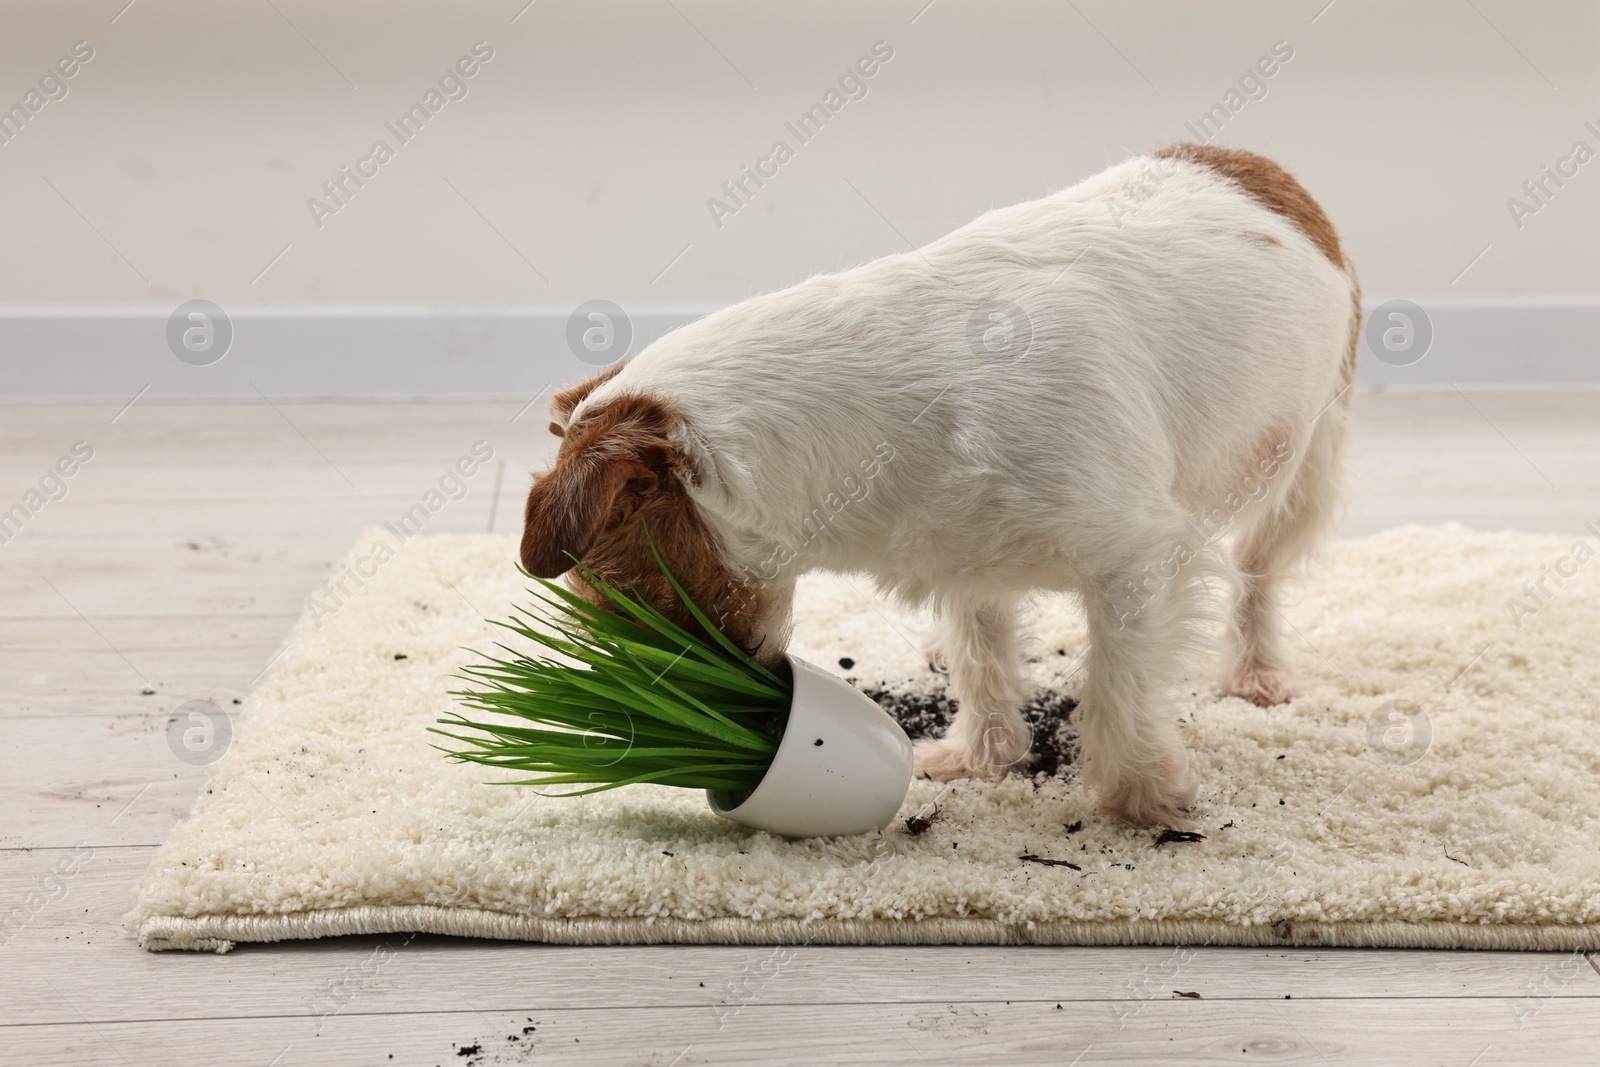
1077,576,1200,829
913,597,1032,780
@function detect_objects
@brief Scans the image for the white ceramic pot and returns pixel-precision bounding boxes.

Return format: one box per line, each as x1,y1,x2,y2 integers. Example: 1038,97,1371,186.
707,653,914,838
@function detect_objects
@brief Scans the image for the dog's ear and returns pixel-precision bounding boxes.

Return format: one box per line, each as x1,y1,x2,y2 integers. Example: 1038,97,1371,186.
547,360,630,438
520,395,672,577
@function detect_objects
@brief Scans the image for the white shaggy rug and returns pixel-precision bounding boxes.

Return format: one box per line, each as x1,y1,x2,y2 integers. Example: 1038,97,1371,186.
131,524,1600,952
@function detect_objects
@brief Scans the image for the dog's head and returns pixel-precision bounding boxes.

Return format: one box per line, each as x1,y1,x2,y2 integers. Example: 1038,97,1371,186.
521,366,778,662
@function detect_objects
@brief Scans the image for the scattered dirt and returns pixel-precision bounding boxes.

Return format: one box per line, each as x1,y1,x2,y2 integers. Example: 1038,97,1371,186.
1019,854,1082,870
452,1021,542,1066
1153,829,1207,848
861,685,1079,777
902,806,945,836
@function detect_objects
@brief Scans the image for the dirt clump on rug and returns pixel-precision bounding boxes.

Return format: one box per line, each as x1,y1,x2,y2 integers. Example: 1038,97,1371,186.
860,682,1079,778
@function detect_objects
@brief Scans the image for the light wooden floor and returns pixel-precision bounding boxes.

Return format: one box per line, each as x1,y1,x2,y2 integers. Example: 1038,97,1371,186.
3,391,1599,1066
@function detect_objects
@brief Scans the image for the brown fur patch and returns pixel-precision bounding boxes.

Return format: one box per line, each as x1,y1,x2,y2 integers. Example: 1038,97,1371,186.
520,392,772,658
1152,144,1344,270
548,360,630,435
1155,143,1360,395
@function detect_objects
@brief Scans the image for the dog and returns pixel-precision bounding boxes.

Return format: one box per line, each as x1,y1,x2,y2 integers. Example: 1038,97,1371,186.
521,144,1358,828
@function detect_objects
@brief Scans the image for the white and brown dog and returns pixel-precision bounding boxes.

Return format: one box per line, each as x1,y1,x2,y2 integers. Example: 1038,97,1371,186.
522,144,1358,828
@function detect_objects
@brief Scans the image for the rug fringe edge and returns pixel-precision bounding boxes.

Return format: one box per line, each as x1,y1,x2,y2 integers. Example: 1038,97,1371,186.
137,908,1600,953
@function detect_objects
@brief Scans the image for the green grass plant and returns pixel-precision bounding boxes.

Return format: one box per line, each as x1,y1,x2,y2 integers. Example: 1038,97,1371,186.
434,538,791,797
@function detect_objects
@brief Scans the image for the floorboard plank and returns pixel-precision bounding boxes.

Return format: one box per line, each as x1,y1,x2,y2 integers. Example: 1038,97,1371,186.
1,716,204,847
2,997,1596,1066
0,615,297,652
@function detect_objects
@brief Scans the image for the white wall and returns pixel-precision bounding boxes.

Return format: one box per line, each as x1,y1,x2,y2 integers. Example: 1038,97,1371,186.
1,0,1596,393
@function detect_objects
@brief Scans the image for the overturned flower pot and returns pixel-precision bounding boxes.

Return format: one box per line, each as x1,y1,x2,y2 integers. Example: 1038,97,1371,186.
435,528,912,839
708,654,912,838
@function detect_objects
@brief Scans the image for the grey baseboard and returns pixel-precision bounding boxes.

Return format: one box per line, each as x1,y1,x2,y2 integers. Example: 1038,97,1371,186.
1354,296,1598,389
0,298,1594,400
0,305,718,403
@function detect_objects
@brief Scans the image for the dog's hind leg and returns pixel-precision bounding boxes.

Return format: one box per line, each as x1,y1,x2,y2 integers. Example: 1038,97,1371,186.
1223,397,1349,707
913,596,1032,781
1076,522,1226,829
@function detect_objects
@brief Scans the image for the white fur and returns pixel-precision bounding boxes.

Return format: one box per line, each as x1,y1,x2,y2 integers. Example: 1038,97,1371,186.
571,152,1358,826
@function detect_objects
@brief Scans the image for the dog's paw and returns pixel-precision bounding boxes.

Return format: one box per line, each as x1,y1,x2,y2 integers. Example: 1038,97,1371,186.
1223,662,1298,708
919,633,947,672
913,736,1015,781
1090,752,1199,830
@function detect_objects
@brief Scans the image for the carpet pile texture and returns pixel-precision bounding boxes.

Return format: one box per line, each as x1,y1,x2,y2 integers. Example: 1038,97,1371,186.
132,524,1600,952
